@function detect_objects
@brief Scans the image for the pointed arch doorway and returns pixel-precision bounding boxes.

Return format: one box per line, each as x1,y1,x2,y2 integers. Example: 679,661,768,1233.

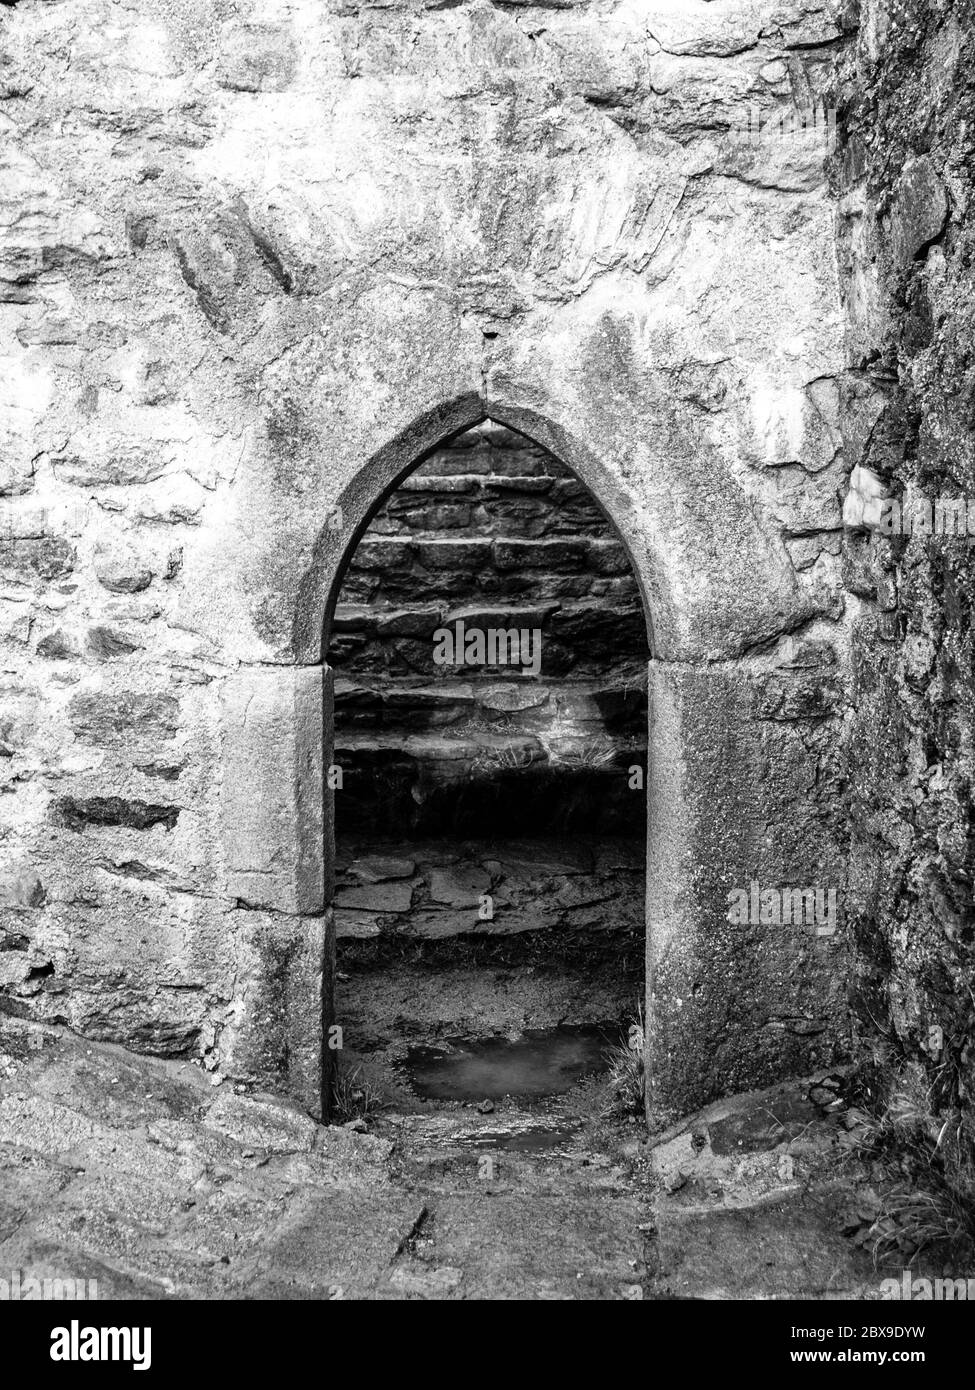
324,415,651,1121
218,391,845,1129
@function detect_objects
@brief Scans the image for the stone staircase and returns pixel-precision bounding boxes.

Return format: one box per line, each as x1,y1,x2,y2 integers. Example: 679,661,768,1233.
328,421,649,839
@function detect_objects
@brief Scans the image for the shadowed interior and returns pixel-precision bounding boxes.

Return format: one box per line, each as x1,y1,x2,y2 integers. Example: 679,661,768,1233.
327,419,650,1107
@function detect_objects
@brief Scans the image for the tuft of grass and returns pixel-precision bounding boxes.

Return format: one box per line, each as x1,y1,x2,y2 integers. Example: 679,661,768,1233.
603,1007,645,1116
557,739,618,770
848,1058,975,1267
330,1063,382,1123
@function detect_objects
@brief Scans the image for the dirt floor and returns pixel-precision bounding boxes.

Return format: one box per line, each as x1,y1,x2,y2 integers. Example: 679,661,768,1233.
0,1016,893,1300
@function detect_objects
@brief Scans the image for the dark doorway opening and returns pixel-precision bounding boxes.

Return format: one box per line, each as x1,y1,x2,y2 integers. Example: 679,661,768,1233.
326,419,649,1131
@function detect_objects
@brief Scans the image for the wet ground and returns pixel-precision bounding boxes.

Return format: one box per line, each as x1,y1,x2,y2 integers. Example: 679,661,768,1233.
0,1017,882,1300
404,1023,617,1101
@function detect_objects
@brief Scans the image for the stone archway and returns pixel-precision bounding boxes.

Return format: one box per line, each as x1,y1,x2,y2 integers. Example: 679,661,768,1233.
315,399,673,1124
218,395,848,1125
323,415,652,1117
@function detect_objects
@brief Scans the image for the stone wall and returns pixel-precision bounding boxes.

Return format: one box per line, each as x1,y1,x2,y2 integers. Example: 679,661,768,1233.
334,838,644,946
833,0,975,1126
0,0,856,1120
329,420,648,837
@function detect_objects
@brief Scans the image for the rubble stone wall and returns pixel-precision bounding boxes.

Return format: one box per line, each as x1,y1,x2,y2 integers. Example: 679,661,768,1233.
0,0,855,1120
833,0,975,1127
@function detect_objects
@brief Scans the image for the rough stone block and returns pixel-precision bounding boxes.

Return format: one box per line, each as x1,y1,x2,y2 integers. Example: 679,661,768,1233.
220,665,326,915
376,606,444,638
204,1090,318,1153
68,692,179,745
891,155,948,265
333,881,413,913
427,864,492,908
53,448,167,487
216,23,298,92
0,871,46,909
348,855,416,882
221,909,334,1119
414,539,492,570
646,661,847,1123
0,537,75,585
493,539,587,571
94,542,154,594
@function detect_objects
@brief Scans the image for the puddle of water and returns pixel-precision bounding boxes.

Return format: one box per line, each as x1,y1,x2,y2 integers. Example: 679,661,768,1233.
404,1023,617,1101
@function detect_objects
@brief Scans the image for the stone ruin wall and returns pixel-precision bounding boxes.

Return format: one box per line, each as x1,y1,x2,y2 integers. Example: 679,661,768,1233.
832,0,975,1127
0,0,862,1120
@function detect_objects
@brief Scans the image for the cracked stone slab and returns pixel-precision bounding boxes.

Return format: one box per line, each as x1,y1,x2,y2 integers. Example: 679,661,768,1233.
348,855,417,882
202,1090,319,1153
334,881,415,913
248,1191,429,1298
426,864,493,908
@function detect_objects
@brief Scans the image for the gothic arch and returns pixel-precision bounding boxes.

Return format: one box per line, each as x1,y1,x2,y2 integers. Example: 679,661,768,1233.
293,393,673,665
221,393,846,1125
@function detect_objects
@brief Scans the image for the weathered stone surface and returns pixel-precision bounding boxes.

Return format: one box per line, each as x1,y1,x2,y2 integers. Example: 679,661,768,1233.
333,838,642,948
375,606,443,638
831,0,975,1143
646,660,847,1121
221,910,334,1119
220,666,326,916
53,796,180,832
890,155,948,266
0,0,857,1121
216,23,298,93
427,864,491,908
204,1090,318,1153
348,855,416,883
333,881,413,914
94,542,153,594
68,692,178,744
53,449,167,488
479,684,548,714
333,910,381,941
494,539,587,572
0,451,34,497
414,539,492,571
0,871,46,909
0,537,75,584
0,1017,879,1301
86,625,141,660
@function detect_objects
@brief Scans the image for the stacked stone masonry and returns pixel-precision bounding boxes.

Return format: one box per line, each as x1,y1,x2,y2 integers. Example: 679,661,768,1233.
0,0,868,1120
328,421,649,839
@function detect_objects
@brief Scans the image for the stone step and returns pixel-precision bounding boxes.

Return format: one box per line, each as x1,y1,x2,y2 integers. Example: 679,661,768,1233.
331,595,644,636
336,837,644,877
397,473,563,495
348,535,630,574
332,836,644,940
332,677,647,739
336,567,640,612
333,729,646,763
379,1193,648,1300
334,730,547,764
